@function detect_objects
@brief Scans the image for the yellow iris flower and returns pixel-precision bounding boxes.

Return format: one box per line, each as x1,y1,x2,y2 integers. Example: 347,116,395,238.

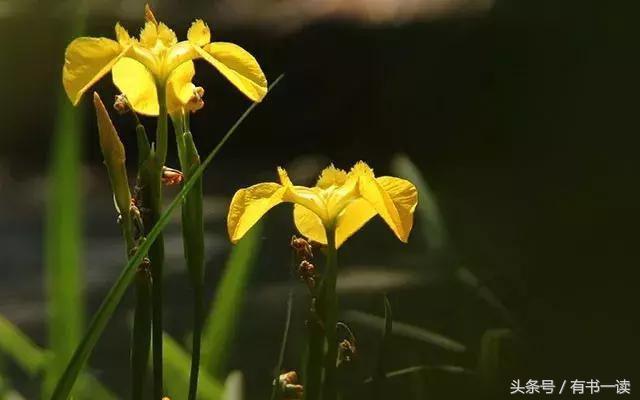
62,4,267,115
227,161,418,248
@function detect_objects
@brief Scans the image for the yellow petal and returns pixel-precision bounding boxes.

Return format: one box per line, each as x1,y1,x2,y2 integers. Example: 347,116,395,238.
376,176,418,240
277,167,327,220
157,23,177,47
139,21,157,49
62,37,126,105
112,57,159,116
115,23,132,46
166,61,197,114
316,165,348,189
195,42,267,102
293,205,327,244
353,161,415,242
334,198,377,247
227,183,285,243
187,19,211,47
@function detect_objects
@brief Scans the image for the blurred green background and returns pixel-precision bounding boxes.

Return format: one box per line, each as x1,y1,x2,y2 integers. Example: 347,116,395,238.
0,0,637,399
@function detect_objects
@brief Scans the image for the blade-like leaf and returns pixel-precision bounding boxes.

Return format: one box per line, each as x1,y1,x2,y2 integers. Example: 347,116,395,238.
0,315,48,376
163,334,223,400
44,5,87,398
202,221,263,378
0,315,116,399
222,371,244,400
50,74,285,400
364,364,474,383
344,310,466,353
371,296,393,399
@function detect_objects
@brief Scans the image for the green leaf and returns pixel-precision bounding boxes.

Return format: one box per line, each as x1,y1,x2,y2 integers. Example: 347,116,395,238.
50,74,284,400
222,371,244,400
0,315,48,376
478,328,514,385
344,310,466,353
373,296,393,389
163,334,223,400
0,315,116,400
202,221,264,378
44,6,88,398
364,365,474,383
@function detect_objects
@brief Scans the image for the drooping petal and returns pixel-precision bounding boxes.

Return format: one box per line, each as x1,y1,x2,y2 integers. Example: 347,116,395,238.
334,198,377,247
227,183,285,243
195,42,267,102
293,204,327,244
112,57,158,115
352,161,416,242
62,37,127,105
187,19,211,47
376,176,418,240
166,61,197,114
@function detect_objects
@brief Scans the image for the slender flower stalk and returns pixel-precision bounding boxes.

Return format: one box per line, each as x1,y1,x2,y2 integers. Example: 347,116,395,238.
94,93,152,400
171,112,205,400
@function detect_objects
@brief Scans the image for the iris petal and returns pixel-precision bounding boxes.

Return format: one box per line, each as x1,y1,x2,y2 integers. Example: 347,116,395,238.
334,198,377,247
112,57,158,116
195,42,268,102
166,61,197,114
187,19,211,47
293,205,327,244
62,37,127,105
375,176,418,241
227,183,285,243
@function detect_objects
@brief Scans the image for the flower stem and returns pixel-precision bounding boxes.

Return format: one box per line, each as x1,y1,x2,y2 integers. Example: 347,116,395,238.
304,227,339,400
171,114,205,400
321,228,339,400
150,84,168,400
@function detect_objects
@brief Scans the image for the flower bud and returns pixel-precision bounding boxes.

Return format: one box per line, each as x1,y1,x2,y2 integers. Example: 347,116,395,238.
94,92,131,217
161,166,184,186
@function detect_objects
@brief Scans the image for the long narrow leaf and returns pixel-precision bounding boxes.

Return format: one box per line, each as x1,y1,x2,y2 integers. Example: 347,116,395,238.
344,310,466,353
222,371,244,400
43,4,87,398
372,296,393,397
0,315,116,399
50,74,284,400
0,315,48,376
163,334,223,399
202,221,264,378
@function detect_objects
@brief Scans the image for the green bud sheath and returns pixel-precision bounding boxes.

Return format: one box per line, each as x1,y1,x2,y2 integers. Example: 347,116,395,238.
93,92,131,216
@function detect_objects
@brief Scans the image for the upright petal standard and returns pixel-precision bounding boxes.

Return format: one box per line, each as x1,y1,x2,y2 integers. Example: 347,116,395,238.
227,161,418,248
62,4,268,115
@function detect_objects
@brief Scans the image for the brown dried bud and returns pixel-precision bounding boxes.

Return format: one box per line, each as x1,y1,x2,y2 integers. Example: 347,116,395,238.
161,167,183,186
187,86,205,113
278,371,304,400
297,260,316,289
291,235,313,260
337,339,356,367
113,94,130,115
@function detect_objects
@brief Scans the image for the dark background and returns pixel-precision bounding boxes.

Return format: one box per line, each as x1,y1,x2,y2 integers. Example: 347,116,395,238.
0,0,637,398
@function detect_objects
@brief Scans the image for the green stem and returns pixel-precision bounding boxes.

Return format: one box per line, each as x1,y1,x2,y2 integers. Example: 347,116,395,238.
321,228,339,400
131,262,152,400
172,113,205,400
304,227,339,400
150,84,168,400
